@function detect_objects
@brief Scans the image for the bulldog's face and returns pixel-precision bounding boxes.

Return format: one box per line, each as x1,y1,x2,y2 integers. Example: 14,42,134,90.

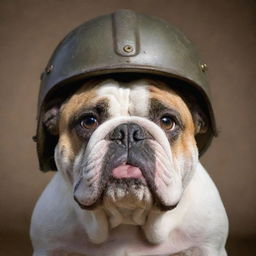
44,78,207,227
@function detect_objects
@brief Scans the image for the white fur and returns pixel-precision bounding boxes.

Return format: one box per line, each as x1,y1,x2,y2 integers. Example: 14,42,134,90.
30,80,228,256
96,79,150,117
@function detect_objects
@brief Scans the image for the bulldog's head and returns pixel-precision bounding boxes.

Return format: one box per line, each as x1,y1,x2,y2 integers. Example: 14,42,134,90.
43,78,207,228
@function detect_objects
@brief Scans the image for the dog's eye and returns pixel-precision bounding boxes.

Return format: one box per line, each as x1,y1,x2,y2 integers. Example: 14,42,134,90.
80,115,98,129
160,116,176,131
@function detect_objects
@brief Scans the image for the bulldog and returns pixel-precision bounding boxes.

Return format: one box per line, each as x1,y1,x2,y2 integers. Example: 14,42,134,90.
30,78,228,256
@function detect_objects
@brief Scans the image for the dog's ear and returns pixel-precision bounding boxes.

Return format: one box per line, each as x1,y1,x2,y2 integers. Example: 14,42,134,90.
42,99,62,135
180,93,208,135
192,109,208,135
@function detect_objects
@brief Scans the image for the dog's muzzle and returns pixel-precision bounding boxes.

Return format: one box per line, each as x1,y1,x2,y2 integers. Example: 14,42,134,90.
108,123,154,178
73,119,182,211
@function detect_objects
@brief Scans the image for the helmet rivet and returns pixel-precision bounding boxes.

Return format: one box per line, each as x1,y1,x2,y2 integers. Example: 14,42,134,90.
123,45,134,53
200,63,208,72
45,64,54,74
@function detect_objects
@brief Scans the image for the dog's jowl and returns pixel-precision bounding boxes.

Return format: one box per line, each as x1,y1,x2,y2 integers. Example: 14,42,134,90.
31,10,228,256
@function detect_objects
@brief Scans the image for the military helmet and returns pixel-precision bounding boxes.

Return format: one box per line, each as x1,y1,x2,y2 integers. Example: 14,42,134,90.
35,9,217,172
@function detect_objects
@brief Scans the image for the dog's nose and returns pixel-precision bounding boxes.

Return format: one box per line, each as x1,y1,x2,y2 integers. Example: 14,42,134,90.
109,123,145,147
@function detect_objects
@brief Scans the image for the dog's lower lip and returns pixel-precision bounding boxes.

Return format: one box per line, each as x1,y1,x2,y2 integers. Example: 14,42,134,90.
111,164,143,179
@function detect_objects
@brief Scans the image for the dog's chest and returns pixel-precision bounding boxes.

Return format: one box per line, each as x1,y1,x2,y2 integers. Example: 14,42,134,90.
64,225,187,256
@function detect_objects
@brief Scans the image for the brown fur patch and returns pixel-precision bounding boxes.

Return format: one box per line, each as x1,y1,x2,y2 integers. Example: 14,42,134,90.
58,81,102,159
147,80,197,157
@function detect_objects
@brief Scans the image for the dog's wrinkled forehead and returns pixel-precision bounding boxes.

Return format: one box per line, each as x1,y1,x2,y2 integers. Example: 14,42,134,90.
59,79,194,129
96,80,149,117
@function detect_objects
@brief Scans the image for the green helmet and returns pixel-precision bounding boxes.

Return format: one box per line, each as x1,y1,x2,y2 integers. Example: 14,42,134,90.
35,9,217,171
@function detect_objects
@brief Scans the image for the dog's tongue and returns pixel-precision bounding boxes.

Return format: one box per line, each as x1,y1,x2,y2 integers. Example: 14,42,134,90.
112,164,142,179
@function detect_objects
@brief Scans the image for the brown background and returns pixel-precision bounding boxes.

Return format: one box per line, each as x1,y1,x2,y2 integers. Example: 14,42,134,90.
0,0,255,255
